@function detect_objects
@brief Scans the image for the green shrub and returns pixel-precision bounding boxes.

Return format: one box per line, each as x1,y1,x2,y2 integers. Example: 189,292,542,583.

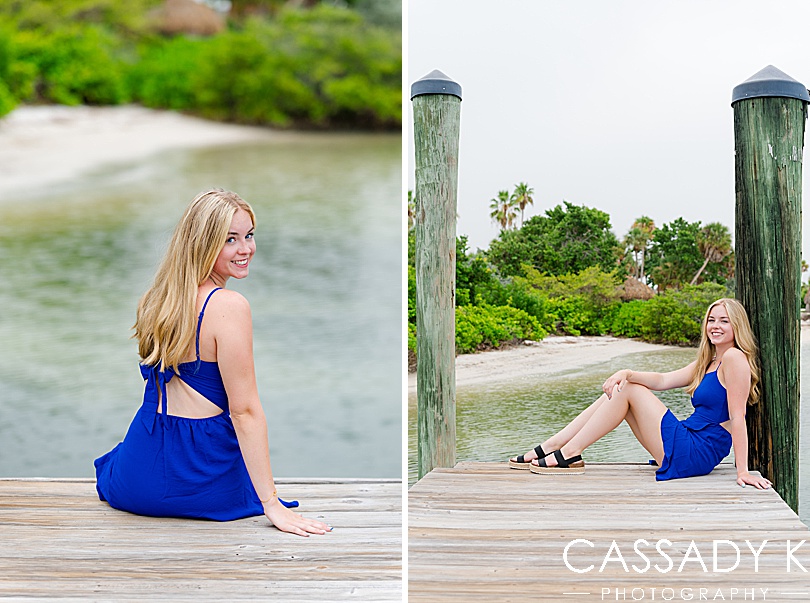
545,295,620,336
455,304,544,354
0,80,14,117
456,235,496,307
408,321,416,353
128,38,200,111
638,283,728,345
519,265,622,335
609,300,645,338
13,26,130,105
0,3,400,130
488,279,552,327
183,7,400,128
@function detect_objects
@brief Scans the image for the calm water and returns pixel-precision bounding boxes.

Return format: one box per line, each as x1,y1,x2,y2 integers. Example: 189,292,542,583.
408,344,810,525
0,132,401,479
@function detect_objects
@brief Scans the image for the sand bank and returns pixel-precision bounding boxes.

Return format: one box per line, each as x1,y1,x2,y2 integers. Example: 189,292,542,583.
409,326,810,393
408,336,679,393
0,105,275,199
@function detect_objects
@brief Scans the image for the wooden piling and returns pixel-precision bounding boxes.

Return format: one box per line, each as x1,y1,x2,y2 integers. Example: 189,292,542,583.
411,70,462,479
732,65,808,511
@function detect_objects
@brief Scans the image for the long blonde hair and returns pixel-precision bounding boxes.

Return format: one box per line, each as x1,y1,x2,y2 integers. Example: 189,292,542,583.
134,189,255,372
685,298,760,404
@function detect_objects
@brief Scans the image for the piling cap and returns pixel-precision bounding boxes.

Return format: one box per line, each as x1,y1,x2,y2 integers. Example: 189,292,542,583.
411,69,462,100
731,65,810,105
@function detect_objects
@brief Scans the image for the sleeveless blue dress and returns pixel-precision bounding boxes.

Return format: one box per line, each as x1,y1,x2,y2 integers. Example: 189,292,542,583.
656,367,733,481
94,288,297,520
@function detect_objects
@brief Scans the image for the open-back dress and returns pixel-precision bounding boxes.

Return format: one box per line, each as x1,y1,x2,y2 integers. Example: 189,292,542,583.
656,366,733,481
94,288,297,520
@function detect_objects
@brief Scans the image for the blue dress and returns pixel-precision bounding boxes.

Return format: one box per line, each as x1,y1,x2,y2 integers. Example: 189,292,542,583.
656,368,733,481
94,288,297,520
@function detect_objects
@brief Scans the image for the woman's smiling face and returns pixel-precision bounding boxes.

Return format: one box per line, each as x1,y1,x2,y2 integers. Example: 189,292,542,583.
211,209,255,284
706,302,734,347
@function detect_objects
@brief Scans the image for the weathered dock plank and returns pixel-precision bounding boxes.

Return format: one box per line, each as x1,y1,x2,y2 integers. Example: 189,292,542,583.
409,463,810,602
0,478,401,601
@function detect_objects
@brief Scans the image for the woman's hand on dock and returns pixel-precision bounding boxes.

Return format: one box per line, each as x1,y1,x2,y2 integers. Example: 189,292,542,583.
736,471,772,490
263,499,332,536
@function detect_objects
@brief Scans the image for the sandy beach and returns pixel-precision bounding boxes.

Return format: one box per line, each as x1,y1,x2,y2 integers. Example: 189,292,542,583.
409,326,810,393
408,336,679,393
0,105,276,199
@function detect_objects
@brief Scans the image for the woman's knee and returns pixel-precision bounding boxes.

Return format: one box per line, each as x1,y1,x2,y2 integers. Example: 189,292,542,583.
621,383,651,396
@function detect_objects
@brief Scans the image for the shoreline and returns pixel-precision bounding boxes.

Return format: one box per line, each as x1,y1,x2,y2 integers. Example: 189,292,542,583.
0,104,278,199
408,336,681,393
409,326,810,393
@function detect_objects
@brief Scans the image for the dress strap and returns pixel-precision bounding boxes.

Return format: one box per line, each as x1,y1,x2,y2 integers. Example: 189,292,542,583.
195,287,222,360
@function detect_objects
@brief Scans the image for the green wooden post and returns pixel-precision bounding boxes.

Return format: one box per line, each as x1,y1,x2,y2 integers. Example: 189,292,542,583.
411,70,462,479
732,65,808,511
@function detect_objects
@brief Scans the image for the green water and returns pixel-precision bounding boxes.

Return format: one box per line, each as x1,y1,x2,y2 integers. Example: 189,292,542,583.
408,344,810,525
0,132,401,479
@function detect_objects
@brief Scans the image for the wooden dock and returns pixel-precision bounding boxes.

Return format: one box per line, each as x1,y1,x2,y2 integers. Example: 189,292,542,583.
409,462,810,602
0,477,401,601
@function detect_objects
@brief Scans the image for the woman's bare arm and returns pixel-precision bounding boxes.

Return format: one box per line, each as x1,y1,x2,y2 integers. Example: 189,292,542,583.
722,348,771,489
602,361,697,398
211,290,331,535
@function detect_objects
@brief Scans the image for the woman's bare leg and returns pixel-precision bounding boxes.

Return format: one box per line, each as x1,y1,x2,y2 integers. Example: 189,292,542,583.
511,394,610,463
624,408,666,465
540,383,666,466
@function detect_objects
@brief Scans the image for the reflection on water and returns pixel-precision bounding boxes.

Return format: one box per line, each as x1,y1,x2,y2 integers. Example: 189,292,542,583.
0,132,401,479
409,344,810,526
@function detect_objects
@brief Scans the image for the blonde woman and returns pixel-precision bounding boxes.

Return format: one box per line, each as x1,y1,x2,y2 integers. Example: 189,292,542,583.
95,189,331,536
509,298,772,489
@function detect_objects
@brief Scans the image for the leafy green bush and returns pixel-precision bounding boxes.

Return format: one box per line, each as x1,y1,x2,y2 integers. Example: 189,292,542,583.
408,321,417,353
13,25,129,105
0,80,14,117
638,283,728,345
0,29,15,117
0,3,400,130
519,266,623,335
483,278,552,327
455,304,544,354
183,7,400,128
456,235,496,307
609,300,645,338
127,37,199,111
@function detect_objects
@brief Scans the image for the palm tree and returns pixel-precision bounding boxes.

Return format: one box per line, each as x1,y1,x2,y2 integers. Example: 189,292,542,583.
651,261,680,292
630,216,655,283
690,222,732,285
623,227,646,278
489,190,517,231
511,182,534,227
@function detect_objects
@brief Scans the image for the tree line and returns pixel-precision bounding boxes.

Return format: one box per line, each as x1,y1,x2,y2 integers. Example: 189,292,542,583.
407,185,765,362
0,0,401,129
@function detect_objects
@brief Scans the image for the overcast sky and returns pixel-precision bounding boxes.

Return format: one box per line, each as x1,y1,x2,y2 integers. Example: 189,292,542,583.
406,0,810,268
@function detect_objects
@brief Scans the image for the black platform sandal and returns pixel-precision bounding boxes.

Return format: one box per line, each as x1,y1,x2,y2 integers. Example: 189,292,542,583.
529,449,585,475
508,444,547,470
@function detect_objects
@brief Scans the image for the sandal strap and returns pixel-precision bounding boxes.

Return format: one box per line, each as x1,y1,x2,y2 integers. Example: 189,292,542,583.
516,444,546,465
537,451,556,468
553,449,582,468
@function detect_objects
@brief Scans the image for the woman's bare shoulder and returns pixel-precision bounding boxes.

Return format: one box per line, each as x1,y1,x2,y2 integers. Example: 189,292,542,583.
207,288,251,317
724,347,747,362
722,347,749,372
